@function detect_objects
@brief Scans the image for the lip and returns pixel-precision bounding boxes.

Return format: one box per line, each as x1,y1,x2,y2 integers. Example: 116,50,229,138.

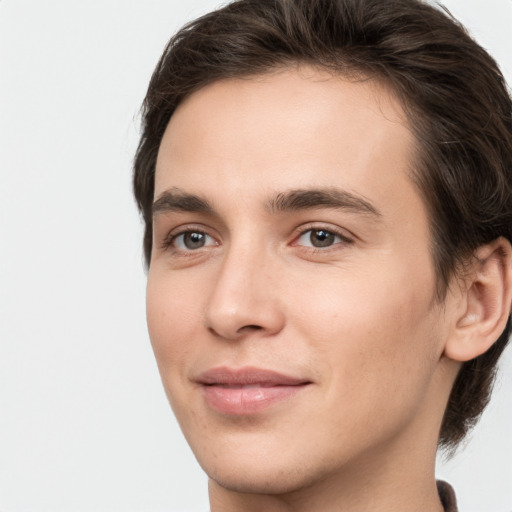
196,366,311,415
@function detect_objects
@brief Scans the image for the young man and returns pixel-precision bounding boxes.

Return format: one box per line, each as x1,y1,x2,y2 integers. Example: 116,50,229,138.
133,0,512,510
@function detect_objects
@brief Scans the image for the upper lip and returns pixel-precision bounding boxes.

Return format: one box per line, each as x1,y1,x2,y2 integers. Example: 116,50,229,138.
196,366,311,387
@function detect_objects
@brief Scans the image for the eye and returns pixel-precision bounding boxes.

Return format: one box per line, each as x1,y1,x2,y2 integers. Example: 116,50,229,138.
172,231,217,251
295,228,349,248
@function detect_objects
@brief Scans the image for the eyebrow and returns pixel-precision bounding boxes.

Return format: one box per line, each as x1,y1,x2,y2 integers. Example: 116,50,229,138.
266,188,381,217
152,188,214,216
152,187,381,218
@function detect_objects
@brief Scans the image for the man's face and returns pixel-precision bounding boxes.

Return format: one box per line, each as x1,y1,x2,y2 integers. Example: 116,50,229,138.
147,68,454,495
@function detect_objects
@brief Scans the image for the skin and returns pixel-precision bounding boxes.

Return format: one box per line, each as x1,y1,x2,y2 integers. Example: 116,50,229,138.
146,67,498,511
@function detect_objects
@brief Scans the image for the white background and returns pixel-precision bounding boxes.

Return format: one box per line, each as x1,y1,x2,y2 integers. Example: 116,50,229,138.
0,1,511,511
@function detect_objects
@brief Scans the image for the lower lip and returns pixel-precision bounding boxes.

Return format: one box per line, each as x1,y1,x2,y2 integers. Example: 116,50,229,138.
202,384,308,415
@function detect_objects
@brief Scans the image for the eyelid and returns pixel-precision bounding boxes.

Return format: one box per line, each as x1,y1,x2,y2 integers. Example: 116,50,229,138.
290,223,355,247
160,224,220,251
158,221,354,253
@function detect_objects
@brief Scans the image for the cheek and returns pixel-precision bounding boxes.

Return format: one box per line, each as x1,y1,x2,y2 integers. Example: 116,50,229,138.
146,269,206,373
291,261,440,403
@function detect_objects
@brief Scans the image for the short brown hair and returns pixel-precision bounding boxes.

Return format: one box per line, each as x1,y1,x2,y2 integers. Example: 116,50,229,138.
133,0,512,449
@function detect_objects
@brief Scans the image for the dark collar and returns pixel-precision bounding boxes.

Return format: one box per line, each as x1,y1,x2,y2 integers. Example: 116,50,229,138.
437,480,458,512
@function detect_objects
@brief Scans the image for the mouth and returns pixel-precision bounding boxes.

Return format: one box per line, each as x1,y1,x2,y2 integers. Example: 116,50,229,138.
196,366,312,415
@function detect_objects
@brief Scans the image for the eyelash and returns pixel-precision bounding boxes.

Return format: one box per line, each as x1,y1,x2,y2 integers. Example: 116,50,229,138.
292,224,354,251
160,224,354,254
161,226,216,253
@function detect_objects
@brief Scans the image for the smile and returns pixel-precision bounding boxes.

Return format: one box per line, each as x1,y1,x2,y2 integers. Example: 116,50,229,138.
197,366,312,415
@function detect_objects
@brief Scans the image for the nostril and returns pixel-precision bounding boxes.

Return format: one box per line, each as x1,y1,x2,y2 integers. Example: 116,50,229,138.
238,324,263,332
207,324,262,338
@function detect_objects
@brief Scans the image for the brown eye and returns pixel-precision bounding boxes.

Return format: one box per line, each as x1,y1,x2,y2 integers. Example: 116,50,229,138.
309,230,335,247
184,232,206,249
295,228,351,249
173,231,216,250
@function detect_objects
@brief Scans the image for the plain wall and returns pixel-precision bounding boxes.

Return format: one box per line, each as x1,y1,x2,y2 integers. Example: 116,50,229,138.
0,1,510,510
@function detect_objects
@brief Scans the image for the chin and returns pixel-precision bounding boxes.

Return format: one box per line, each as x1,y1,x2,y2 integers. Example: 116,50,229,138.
191,431,345,498
205,460,316,496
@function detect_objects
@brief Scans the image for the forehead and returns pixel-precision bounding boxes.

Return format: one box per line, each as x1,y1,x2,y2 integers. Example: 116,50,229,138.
155,66,420,221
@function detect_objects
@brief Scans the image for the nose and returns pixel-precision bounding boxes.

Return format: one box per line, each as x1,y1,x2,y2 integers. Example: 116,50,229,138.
204,243,285,341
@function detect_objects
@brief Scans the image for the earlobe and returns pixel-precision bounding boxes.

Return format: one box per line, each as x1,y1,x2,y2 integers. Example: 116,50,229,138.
444,238,512,362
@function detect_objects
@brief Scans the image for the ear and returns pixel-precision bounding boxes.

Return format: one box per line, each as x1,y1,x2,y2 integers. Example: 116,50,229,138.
444,237,512,362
